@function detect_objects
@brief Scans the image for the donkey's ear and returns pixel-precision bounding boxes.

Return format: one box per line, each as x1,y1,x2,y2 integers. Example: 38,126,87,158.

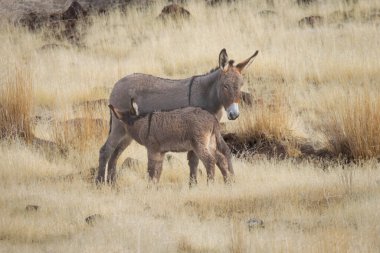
219,48,229,71
109,104,124,120
236,50,259,73
130,98,139,116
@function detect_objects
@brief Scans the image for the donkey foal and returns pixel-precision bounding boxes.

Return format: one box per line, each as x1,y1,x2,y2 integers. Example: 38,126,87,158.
109,99,233,186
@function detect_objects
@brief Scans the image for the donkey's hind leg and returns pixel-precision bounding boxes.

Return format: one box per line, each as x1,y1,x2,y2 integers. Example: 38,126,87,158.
187,151,199,188
107,136,133,184
96,116,127,184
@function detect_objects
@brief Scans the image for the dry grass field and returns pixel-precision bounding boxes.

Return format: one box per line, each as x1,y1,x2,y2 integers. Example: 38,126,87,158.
1,0,380,252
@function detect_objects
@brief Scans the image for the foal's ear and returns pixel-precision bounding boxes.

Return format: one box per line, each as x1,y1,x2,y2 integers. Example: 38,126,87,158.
130,98,139,116
109,104,124,120
236,50,259,73
219,48,229,71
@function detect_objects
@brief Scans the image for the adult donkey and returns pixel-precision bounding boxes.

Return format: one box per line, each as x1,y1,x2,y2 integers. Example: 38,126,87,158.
97,49,259,184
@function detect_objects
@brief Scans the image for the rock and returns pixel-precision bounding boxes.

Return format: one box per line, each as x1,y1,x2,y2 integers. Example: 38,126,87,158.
31,137,68,157
25,205,39,211
327,10,354,23
205,0,236,6
19,12,45,30
297,0,317,6
54,118,109,150
222,132,287,159
38,43,70,51
72,99,108,112
247,218,264,231
85,214,102,225
257,10,277,17
241,92,253,106
121,157,142,169
56,118,108,135
298,15,324,28
157,4,190,20
61,1,87,21
18,1,88,44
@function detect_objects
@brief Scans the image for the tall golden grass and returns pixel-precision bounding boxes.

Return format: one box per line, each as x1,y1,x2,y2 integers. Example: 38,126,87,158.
322,88,380,159
0,66,34,142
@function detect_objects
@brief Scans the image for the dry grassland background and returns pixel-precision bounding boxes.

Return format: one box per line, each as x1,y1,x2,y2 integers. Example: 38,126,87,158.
1,0,380,252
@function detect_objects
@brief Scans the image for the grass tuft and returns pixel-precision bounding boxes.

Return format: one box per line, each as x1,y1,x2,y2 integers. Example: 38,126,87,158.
0,66,34,142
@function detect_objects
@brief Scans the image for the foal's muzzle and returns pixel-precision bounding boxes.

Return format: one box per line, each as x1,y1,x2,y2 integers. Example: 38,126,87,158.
226,103,239,120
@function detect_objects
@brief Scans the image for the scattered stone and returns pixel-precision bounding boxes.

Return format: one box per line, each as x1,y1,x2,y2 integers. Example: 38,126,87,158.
297,0,317,6
247,218,264,231
121,157,142,169
61,1,87,21
38,43,69,51
257,10,277,17
72,99,108,112
298,15,324,28
241,92,253,106
85,214,102,225
222,133,287,159
205,0,236,6
25,205,39,211
31,137,68,157
158,4,191,20
327,10,354,23
19,12,45,30
18,1,88,44
56,118,108,136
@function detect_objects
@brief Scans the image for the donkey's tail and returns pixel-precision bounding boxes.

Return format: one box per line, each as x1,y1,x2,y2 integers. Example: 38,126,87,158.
108,108,112,136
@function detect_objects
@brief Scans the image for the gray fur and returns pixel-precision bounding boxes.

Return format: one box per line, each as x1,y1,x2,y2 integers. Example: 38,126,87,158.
110,104,231,186
96,49,259,184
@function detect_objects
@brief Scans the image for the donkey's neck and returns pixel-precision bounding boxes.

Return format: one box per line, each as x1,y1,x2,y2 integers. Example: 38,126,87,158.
191,69,223,114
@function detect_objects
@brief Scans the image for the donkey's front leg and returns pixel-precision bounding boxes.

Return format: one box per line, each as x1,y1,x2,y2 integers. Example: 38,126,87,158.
147,151,165,183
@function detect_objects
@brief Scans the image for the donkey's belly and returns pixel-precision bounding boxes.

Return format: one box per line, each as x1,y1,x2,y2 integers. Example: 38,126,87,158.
159,141,193,153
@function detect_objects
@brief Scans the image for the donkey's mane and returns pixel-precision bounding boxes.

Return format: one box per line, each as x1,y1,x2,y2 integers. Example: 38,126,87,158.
207,66,219,74
133,65,222,82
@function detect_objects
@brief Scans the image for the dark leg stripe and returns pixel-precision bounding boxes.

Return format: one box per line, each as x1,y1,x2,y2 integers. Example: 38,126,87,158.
147,112,154,139
188,76,197,106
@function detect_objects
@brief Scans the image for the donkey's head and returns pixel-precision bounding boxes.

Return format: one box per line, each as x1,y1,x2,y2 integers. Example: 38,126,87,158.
109,98,140,125
217,49,259,120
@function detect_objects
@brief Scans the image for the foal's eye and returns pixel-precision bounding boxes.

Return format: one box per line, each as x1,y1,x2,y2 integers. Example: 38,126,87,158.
223,85,228,90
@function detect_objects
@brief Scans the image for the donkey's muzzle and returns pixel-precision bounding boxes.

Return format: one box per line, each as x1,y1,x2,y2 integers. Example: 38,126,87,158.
227,103,239,120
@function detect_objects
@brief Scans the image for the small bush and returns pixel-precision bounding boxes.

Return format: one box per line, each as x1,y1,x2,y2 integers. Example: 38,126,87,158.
0,67,34,142
324,88,380,160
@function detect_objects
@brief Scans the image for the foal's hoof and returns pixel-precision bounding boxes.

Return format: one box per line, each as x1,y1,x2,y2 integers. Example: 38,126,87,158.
226,174,235,184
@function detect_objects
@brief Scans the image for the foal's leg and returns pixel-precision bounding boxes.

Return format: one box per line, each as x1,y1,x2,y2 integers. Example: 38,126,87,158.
193,144,216,184
215,150,229,183
187,151,199,188
147,151,165,183
216,132,235,181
